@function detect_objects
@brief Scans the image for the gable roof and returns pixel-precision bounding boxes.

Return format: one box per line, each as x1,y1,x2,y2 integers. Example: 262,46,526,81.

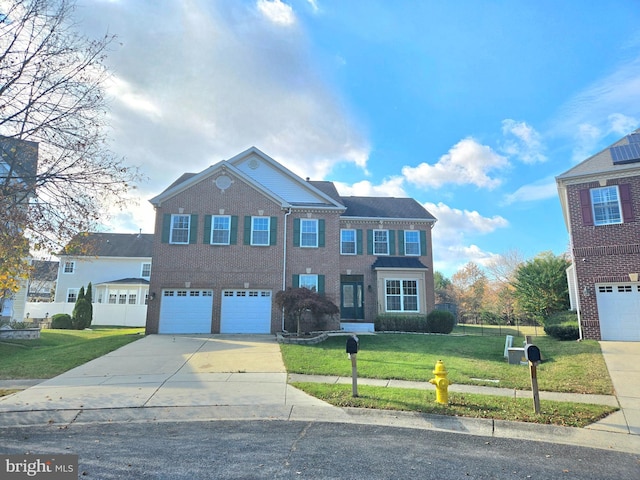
150,147,345,210
556,128,640,183
62,233,153,258
151,148,437,223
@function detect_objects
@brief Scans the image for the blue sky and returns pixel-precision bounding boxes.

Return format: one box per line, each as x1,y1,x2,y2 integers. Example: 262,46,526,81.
78,0,640,277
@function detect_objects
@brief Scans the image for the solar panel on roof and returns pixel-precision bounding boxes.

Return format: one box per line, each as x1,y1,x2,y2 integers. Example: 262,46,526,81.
627,133,640,143
610,143,640,165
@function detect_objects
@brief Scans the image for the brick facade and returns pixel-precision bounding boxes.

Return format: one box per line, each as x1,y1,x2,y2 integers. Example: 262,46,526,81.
565,177,640,340
147,148,435,334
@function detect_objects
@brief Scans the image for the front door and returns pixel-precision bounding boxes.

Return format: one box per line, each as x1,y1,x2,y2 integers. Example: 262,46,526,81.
341,280,364,320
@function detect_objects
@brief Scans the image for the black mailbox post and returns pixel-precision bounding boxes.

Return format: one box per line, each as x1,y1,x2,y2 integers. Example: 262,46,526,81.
524,343,541,413
346,335,359,355
346,335,359,397
525,344,541,364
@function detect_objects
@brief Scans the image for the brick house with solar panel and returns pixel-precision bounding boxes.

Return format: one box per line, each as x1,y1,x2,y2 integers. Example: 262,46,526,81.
556,129,640,341
145,147,436,335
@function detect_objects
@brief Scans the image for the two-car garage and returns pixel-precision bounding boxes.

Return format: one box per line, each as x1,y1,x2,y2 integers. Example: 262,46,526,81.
596,283,640,341
158,289,272,334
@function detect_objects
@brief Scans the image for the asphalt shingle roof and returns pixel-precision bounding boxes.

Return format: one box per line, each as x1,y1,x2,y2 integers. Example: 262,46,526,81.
340,196,435,220
62,233,153,258
371,257,428,269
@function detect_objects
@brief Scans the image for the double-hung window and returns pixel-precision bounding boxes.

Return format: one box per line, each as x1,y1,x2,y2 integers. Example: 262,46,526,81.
373,230,389,255
63,261,75,274
300,219,318,247
591,186,622,226
251,217,270,246
211,215,231,245
141,263,151,278
385,279,419,312
298,274,318,291
170,214,191,244
404,231,420,256
341,229,356,255
67,288,79,303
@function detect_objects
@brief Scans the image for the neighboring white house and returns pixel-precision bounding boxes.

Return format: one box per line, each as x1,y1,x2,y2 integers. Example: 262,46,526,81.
27,232,153,326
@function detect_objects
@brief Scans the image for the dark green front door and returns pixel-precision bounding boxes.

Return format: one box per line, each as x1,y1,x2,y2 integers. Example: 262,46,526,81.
341,281,364,320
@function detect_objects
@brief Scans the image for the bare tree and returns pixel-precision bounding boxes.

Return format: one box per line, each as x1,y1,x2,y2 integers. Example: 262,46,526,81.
0,0,139,297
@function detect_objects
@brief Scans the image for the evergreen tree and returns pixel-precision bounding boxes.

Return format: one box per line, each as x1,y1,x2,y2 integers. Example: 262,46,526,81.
84,282,93,327
72,285,91,330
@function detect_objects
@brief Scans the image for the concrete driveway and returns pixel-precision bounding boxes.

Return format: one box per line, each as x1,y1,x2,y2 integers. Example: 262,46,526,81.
0,334,330,412
597,341,640,435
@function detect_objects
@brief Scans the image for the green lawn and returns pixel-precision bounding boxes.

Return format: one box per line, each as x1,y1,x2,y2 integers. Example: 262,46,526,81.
292,383,616,427
0,328,144,380
280,333,613,395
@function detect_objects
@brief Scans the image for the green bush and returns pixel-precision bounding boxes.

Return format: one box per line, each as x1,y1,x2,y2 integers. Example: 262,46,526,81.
375,315,427,332
51,313,73,329
426,310,455,334
544,310,580,340
544,323,580,341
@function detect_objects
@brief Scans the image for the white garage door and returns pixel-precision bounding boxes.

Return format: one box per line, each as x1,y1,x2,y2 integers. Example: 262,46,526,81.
596,284,640,341
159,289,213,334
220,290,272,334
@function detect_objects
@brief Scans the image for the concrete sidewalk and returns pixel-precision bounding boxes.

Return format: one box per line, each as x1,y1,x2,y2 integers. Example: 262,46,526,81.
0,335,639,455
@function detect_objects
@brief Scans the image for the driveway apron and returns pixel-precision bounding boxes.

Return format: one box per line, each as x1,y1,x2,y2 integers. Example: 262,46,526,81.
592,341,640,435
0,335,328,412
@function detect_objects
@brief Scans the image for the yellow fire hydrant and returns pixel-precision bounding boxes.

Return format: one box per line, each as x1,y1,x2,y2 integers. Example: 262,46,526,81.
429,359,450,405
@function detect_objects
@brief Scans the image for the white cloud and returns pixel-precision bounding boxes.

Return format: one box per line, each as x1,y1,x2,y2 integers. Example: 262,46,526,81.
402,138,509,189
257,0,296,26
334,177,406,197
502,178,558,205
424,201,508,275
500,119,546,164
75,0,369,211
106,77,162,120
552,56,640,143
608,113,638,136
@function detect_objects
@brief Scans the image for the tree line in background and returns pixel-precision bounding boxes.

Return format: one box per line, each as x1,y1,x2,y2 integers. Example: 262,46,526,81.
436,250,572,330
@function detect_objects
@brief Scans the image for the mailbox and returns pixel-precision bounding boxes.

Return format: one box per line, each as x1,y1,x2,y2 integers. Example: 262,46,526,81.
346,335,359,355
524,344,541,364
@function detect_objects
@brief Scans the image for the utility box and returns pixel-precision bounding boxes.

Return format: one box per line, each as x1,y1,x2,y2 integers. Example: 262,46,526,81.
507,347,526,365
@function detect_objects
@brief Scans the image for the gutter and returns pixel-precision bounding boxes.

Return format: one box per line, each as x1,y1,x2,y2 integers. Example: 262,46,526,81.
281,207,292,331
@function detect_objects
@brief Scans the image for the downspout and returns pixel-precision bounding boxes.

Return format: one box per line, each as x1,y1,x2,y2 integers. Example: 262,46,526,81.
282,207,292,331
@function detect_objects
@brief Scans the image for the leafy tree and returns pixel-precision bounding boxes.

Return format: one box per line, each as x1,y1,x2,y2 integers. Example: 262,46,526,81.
72,285,91,329
483,249,524,325
512,251,570,324
433,271,456,305
0,0,139,305
275,287,338,335
452,262,487,324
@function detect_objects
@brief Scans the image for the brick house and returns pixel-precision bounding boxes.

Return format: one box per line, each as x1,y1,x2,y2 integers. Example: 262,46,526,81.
556,129,640,341
146,147,436,334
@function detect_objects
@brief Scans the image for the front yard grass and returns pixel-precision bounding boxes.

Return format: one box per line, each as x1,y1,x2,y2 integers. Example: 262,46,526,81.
0,327,144,380
292,383,616,428
280,333,613,395
283,333,618,427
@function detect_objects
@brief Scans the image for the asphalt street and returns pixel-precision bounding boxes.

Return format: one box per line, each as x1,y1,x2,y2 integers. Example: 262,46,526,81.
1,420,638,479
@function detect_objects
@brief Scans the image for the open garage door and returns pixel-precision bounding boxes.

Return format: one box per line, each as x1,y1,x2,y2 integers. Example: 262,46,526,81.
159,289,213,334
596,284,640,341
220,290,272,333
